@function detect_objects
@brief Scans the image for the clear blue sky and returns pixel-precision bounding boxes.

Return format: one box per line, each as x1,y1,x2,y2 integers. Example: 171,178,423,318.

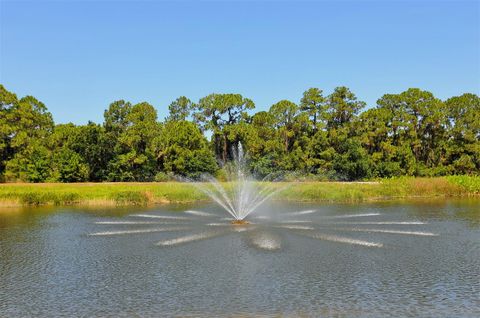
1,0,479,124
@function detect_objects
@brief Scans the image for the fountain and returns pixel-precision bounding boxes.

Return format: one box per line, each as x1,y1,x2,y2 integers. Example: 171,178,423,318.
192,143,288,223
230,219,250,225
89,143,440,251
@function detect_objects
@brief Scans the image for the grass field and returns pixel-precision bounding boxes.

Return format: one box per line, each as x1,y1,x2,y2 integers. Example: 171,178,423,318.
0,176,479,207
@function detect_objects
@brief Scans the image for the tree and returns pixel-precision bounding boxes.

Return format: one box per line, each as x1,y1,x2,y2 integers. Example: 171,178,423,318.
307,87,367,178
51,148,89,182
376,89,448,175
4,141,52,182
325,86,365,130
154,121,217,178
195,93,254,162
445,93,480,174
107,102,160,181
50,122,110,181
305,129,334,176
9,95,54,147
269,100,299,152
244,111,282,177
166,96,194,121
300,88,326,134
357,107,406,177
104,100,132,136
0,85,18,178
323,87,365,160
268,100,311,172
0,85,478,182
3,94,54,182
332,139,373,181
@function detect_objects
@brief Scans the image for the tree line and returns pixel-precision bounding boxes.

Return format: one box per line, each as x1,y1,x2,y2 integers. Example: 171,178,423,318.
0,84,478,182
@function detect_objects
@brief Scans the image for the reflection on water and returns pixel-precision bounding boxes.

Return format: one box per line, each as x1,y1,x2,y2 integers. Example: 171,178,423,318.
0,199,479,317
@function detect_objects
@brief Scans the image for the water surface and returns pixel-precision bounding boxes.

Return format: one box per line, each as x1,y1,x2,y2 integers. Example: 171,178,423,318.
0,199,479,317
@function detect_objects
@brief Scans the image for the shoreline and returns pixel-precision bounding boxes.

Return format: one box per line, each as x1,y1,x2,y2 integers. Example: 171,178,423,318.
0,176,479,208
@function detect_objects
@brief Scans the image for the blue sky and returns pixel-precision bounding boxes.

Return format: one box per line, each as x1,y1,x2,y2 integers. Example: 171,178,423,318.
1,0,479,124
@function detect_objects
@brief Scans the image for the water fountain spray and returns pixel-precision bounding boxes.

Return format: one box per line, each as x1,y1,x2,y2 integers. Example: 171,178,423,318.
194,143,289,223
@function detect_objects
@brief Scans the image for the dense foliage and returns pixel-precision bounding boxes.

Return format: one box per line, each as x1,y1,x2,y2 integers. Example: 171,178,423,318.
1,84,478,182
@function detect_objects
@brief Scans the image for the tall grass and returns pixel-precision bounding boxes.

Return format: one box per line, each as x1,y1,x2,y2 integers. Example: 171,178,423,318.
0,176,478,207
0,182,207,207
255,177,476,202
19,191,80,206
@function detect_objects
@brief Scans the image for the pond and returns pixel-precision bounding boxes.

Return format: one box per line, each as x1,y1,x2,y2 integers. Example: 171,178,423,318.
0,199,479,317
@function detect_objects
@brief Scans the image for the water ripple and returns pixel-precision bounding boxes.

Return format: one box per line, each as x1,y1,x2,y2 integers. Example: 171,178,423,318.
88,227,190,236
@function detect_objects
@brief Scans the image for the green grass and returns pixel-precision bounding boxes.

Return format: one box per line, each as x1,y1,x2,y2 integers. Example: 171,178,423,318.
447,175,480,194
0,176,478,207
0,182,207,207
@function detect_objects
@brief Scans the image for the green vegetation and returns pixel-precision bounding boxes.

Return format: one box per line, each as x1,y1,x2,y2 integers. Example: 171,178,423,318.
0,183,205,206
0,177,478,207
447,175,480,193
1,85,479,182
275,176,479,202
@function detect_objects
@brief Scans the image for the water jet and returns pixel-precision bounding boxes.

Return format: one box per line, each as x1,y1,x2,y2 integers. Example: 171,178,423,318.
191,143,289,221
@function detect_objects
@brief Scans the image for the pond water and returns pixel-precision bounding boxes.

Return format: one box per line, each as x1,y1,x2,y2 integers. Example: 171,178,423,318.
0,199,479,317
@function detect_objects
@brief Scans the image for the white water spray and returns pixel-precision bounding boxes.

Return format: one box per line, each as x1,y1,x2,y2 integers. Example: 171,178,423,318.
193,143,289,220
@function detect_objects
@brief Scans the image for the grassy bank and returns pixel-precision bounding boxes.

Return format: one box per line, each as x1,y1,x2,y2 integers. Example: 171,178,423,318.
277,176,480,202
0,176,479,207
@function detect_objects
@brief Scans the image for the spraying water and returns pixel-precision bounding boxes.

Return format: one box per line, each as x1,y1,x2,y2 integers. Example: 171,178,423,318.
89,144,439,250
193,143,288,220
